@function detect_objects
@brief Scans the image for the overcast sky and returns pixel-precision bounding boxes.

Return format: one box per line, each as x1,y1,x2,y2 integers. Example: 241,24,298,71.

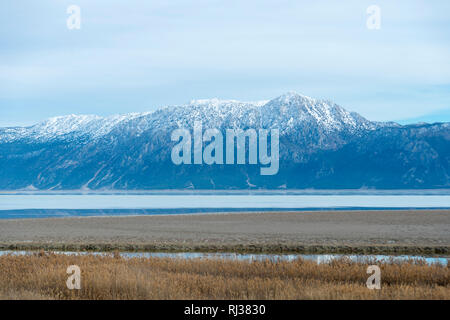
1,0,449,127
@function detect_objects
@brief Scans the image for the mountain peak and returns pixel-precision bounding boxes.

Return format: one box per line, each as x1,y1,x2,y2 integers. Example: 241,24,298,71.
189,98,238,106
0,93,376,143
261,92,376,132
188,98,268,107
273,92,316,104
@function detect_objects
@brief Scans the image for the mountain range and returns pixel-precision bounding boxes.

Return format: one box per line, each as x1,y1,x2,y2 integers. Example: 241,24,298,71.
0,92,449,190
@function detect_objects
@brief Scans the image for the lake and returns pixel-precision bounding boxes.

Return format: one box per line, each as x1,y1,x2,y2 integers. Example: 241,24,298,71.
0,250,447,266
0,190,449,219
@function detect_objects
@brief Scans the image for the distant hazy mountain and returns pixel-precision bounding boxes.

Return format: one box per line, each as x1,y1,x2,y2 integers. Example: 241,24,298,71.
0,92,449,190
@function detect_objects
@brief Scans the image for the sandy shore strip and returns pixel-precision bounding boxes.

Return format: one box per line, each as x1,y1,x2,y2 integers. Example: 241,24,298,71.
0,210,449,255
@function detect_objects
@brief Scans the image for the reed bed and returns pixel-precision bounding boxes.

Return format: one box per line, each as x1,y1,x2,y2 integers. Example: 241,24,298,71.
0,252,448,300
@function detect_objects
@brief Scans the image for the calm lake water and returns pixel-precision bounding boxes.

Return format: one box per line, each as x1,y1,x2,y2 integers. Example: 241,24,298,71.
0,251,447,266
0,191,449,219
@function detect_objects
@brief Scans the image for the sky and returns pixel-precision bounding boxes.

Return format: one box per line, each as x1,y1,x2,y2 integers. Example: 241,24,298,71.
0,0,449,127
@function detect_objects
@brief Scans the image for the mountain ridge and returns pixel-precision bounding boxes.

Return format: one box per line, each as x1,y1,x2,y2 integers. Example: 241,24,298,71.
0,92,449,190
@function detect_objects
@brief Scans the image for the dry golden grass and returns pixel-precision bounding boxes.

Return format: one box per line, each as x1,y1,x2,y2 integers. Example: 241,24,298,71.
0,252,448,300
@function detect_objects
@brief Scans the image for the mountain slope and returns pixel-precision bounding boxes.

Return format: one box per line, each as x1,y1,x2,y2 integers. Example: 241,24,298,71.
0,93,448,190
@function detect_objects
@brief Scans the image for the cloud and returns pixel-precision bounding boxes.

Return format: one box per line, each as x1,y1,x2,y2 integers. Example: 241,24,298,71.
0,0,449,125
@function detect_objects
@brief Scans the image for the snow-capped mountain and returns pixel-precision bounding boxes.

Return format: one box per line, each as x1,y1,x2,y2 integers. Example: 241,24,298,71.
0,113,148,143
0,93,380,143
0,92,448,190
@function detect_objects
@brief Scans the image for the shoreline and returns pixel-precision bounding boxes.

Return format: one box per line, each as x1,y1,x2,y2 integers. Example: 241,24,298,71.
2,207,450,220
3,189,450,194
0,210,448,256
1,243,449,256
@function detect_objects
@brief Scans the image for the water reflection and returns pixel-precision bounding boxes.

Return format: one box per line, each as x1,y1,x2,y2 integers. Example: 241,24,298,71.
0,250,447,266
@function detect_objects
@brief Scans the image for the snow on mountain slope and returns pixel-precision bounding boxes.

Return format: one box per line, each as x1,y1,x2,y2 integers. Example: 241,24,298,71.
0,113,149,143
0,92,383,143
260,92,378,133
0,92,448,190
